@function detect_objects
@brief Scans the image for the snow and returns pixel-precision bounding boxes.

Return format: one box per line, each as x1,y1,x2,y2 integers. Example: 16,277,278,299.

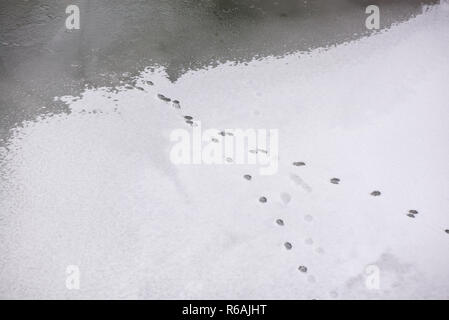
1,3,449,299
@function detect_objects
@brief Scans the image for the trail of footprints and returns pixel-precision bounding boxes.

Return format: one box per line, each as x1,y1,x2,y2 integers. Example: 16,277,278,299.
251,162,320,284
150,84,449,296
246,161,447,294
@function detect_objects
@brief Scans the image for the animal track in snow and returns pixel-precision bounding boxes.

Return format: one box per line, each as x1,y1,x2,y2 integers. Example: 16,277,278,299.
157,78,449,294
157,93,171,102
407,210,419,218
218,130,233,137
284,242,293,250
304,214,313,222
280,192,291,205
330,178,340,185
276,219,284,226
289,173,312,193
172,100,181,109
305,238,314,245
298,265,308,273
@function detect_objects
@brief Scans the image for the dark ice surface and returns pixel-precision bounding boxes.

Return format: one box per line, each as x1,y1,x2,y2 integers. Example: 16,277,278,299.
0,0,438,142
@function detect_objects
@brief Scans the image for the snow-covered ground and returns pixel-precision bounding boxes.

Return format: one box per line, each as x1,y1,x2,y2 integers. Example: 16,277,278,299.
1,2,449,299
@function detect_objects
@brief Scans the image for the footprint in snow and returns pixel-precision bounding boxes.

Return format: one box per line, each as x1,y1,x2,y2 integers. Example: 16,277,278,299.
172,100,181,109
289,173,312,193
304,214,313,222
157,94,171,102
219,131,234,137
330,178,340,184
243,174,252,181
298,265,308,273
305,238,314,245
289,174,302,186
284,242,293,250
370,190,381,196
292,161,306,167
280,192,291,205
276,219,284,226
259,196,267,203
407,210,418,218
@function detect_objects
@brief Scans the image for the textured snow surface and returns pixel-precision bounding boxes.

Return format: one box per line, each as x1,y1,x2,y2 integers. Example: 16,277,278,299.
1,3,449,299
